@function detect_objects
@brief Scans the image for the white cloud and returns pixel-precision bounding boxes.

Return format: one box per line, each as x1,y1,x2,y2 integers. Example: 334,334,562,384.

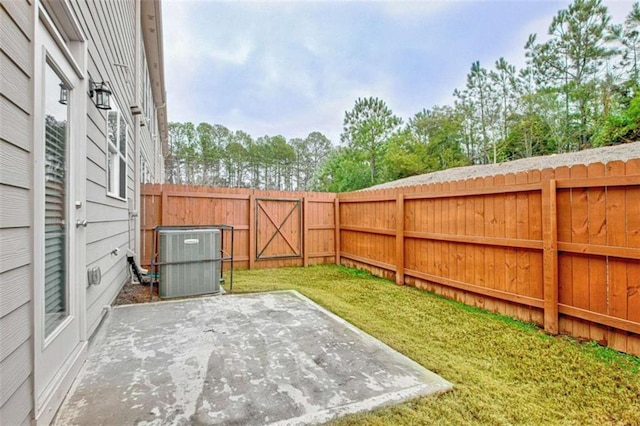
380,1,459,19
607,0,636,22
206,41,255,66
163,0,638,144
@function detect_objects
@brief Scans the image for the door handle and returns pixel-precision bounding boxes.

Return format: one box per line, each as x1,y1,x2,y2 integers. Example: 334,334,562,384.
76,219,88,228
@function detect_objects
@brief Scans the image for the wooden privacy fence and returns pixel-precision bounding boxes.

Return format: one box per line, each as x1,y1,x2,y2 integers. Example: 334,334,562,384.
337,160,640,356
140,184,337,271
140,160,640,356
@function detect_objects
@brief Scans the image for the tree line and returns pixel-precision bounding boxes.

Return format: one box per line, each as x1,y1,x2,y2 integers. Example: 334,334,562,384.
167,0,639,192
165,122,332,191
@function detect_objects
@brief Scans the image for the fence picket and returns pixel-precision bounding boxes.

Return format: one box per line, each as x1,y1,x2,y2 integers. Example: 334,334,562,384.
483,176,496,314
493,174,507,316
587,163,608,344
570,164,591,340
528,170,544,326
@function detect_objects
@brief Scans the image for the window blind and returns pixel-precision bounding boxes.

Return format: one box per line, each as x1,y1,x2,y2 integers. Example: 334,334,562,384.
44,115,67,337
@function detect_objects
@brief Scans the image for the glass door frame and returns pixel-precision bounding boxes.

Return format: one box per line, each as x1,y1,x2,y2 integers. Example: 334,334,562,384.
33,3,88,424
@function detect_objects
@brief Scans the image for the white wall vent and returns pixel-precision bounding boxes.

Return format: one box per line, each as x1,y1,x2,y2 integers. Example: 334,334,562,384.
158,228,221,298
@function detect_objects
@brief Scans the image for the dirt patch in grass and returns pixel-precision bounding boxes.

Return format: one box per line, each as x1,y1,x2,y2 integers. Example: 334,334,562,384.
232,265,640,425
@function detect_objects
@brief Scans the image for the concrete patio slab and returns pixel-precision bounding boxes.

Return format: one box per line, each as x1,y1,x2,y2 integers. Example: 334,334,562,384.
55,291,452,425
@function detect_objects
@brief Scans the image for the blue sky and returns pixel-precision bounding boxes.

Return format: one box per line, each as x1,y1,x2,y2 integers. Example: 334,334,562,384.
162,0,635,144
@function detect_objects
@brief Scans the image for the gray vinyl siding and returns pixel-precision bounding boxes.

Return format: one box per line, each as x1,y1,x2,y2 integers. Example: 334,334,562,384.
68,0,133,337
0,0,34,424
140,133,154,182
139,48,163,183
66,0,158,337
2,0,164,422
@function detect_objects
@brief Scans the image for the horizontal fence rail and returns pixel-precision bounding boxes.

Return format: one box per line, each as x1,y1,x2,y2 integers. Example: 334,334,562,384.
141,158,640,356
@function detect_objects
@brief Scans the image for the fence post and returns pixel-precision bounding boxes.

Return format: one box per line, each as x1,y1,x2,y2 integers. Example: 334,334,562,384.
161,187,167,225
542,174,559,334
334,198,340,266
303,197,309,267
249,194,256,270
396,193,405,285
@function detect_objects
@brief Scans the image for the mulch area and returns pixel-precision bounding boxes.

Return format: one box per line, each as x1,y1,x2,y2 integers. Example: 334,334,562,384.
113,281,161,305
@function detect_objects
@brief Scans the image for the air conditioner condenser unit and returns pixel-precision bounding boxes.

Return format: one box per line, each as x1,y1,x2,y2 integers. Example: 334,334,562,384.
158,229,222,298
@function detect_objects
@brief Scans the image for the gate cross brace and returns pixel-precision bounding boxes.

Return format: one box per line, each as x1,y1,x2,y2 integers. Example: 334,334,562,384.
257,201,300,258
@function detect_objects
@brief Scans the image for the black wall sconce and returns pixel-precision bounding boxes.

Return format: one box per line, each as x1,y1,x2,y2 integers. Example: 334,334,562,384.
58,83,68,105
89,78,112,110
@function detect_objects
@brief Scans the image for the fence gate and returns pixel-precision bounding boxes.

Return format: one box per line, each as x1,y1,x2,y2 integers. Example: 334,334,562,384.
255,198,302,259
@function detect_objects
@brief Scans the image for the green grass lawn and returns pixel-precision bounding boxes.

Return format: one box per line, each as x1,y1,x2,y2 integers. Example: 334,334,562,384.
229,265,640,425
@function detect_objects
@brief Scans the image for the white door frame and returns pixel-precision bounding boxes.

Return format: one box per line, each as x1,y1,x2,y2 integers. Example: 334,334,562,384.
33,4,88,424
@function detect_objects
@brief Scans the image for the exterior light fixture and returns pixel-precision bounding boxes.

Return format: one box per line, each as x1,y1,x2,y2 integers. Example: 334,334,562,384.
89,78,112,110
130,105,142,116
58,83,68,105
